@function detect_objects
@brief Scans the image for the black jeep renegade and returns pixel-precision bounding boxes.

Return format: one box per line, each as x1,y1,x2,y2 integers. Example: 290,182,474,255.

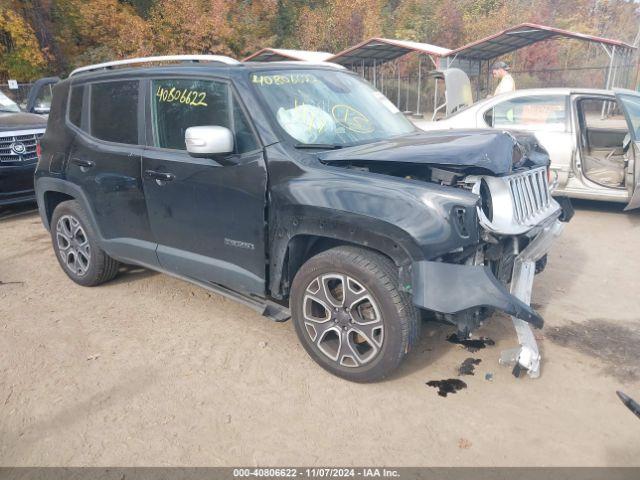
35,56,571,382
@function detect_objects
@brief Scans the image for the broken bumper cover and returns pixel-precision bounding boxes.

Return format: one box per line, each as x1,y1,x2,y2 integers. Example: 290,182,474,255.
411,261,544,328
411,218,565,378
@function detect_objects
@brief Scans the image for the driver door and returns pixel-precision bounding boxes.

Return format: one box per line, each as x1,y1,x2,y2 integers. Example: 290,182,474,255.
615,92,640,210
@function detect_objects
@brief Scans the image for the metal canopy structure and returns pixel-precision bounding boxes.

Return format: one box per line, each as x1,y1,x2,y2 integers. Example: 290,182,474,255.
445,23,637,94
328,38,452,117
448,23,634,60
242,23,638,117
243,48,333,63
329,38,451,67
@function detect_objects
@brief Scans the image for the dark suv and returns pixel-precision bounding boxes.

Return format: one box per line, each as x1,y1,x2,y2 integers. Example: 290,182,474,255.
1,77,58,206
35,55,571,382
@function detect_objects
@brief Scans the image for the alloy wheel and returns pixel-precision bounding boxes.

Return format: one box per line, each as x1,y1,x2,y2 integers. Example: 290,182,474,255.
56,214,91,277
302,273,384,368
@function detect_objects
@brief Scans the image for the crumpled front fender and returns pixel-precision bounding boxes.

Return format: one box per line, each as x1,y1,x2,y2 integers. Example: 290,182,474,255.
411,261,543,328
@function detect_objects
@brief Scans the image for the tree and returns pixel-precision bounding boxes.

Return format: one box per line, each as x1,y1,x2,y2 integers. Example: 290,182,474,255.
298,0,385,52
52,0,151,70
0,3,47,80
226,0,278,57
148,0,232,55
1,0,639,82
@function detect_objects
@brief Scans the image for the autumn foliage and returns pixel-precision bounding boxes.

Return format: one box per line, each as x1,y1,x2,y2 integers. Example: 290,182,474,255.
0,0,638,81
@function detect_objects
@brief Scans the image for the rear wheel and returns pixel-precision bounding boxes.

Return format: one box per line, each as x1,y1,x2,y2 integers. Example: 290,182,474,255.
50,200,120,286
290,246,420,382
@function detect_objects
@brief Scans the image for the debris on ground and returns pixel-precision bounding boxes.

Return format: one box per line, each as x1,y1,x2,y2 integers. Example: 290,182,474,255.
0,280,24,286
446,333,495,352
86,354,101,361
458,358,481,376
426,379,467,397
485,372,494,382
458,438,472,449
616,391,640,420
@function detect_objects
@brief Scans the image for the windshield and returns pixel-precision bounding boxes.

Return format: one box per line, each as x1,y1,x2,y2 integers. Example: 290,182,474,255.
0,90,20,113
252,69,414,146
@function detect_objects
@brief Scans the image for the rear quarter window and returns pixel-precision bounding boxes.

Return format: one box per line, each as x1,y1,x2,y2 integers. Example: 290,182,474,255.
90,81,139,144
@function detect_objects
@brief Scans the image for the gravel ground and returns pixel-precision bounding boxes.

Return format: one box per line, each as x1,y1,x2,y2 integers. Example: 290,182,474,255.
1,200,639,466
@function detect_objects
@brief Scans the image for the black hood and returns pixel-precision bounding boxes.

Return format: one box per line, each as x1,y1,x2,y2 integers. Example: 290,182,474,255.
319,129,549,175
0,111,47,132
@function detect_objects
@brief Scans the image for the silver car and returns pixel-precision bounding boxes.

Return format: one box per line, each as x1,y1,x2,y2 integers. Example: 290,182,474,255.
418,78,640,210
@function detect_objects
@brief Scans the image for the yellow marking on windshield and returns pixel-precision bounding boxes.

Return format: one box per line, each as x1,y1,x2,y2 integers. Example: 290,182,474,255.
331,104,374,133
252,74,318,85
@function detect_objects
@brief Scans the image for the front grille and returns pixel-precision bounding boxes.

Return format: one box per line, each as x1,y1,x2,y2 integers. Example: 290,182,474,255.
507,167,551,225
472,166,559,235
0,131,44,166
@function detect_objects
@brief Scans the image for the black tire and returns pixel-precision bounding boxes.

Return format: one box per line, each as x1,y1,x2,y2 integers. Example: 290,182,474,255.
50,200,120,286
290,246,420,382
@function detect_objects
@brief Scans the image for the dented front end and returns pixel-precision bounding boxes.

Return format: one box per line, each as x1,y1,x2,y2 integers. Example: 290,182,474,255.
410,165,568,378
320,129,571,378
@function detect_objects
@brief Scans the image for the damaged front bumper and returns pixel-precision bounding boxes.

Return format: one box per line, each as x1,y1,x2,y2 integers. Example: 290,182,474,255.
411,217,565,378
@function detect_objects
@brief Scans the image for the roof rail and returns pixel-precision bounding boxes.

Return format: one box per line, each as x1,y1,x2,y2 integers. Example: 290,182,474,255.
69,55,240,77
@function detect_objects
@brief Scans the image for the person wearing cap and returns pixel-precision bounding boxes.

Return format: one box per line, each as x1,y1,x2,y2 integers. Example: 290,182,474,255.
492,61,515,96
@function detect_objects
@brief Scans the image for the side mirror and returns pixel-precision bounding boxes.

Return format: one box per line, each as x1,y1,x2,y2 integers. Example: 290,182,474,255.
185,126,234,158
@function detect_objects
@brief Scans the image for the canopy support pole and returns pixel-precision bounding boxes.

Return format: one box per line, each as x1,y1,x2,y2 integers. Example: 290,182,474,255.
602,44,616,90
602,44,616,118
397,60,401,107
373,59,377,88
486,59,492,97
416,55,422,116
475,60,481,100
432,78,438,120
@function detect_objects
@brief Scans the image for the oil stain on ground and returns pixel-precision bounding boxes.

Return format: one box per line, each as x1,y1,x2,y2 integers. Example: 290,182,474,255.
547,318,640,382
458,358,481,376
446,333,495,352
426,379,467,397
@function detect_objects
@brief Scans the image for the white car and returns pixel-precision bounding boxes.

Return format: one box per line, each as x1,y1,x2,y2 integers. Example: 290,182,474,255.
418,74,640,210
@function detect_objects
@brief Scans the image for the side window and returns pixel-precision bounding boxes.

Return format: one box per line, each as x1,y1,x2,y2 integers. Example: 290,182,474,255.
68,85,84,128
486,95,566,131
233,97,259,153
579,98,628,132
90,81,139,144
151,78,229,150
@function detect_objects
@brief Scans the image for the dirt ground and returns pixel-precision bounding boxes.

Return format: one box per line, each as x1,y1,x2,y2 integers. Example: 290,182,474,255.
1,200,639,466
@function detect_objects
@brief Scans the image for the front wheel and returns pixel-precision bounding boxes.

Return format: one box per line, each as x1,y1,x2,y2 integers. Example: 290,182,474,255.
290,246,420,382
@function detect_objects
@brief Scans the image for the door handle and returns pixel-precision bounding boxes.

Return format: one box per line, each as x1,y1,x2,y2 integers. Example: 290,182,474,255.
144,170,175,183
71,158,94,170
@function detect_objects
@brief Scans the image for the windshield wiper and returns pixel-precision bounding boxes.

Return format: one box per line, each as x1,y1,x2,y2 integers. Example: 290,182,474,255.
294,143,344,150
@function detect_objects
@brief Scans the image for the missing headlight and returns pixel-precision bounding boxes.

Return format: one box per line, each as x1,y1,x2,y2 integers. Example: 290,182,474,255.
479,179,493,222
